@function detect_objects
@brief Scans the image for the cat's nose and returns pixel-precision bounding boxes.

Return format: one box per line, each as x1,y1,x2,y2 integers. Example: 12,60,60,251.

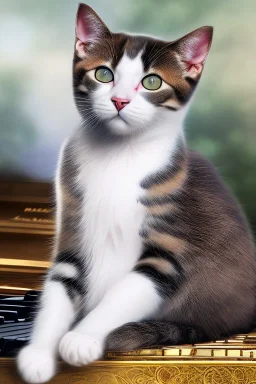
111,97,130,112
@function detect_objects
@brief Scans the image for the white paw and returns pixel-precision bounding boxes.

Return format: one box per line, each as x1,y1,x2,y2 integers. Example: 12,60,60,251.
17,344,56,383
59,331,103,366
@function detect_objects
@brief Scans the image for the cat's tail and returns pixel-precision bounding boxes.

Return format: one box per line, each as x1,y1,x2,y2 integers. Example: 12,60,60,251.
105,321,208,351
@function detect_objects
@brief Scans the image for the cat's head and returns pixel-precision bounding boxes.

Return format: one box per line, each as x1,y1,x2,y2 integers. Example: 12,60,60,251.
73,3,213,138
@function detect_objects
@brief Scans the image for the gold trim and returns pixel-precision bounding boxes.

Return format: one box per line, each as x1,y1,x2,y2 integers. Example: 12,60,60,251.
1,359,256,384
0,258,51,269
0,285,32,293
0,196,50,203
0,219,54,229
2,358,256,367
0,226,54,235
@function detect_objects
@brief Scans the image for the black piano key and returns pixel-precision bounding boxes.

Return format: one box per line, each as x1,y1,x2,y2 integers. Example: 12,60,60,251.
0,299,38,307
0,295,23,301
0,298,39,322
0,327,32,338
0,321,33,330
0,305,28,320
0,291,40,357
0,322,33,356
0,310,18,322
1,334,26,340
24,291,41,301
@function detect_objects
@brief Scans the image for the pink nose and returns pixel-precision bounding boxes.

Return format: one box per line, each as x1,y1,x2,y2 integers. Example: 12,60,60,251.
111,97,130,112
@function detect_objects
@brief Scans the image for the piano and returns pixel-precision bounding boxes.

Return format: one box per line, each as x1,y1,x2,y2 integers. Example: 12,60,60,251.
1,290,256,383
1,182,256,383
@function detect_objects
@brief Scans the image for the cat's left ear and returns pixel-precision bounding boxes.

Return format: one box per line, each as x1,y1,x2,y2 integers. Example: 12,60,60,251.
75,3,111,58
173,26,213,79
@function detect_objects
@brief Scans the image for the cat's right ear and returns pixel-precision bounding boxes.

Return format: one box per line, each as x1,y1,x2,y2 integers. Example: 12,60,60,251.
75,3,111,58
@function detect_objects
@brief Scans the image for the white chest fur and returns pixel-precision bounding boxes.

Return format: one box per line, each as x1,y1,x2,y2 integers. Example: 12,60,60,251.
76,131,177,311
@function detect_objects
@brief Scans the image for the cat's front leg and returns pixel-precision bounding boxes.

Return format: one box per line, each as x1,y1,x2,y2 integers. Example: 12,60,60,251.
17,276,77,383
59,271,162,366
17,139,83,383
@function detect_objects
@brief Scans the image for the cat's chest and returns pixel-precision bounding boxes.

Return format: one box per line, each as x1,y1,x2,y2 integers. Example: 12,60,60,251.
77,139,172,309
79,146,149,250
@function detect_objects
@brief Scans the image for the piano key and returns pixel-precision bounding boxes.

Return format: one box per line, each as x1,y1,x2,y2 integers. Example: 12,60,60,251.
226,349,242,357
16,336,30,341
213,349,226,357
0,296,24,301
242,350,255,358
1,334,29,340
0,327,32,338
0,310,18,322
0,299,38,307
244,330,256,344
0,305,28,320
0,321,32,330
0,318,33,357
24,291,41,301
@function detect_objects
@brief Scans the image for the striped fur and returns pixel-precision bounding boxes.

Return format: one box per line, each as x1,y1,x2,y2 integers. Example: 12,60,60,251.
17,4,256,383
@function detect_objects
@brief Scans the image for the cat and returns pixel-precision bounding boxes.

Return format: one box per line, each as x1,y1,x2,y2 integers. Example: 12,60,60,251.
17,3,256,383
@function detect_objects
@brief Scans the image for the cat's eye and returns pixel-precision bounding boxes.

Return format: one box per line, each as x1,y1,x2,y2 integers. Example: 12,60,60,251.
142,74,162,91
95,66,114,83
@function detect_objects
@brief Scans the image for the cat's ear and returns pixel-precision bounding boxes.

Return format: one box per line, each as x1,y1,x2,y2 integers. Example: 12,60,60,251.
75,3,111,58
173,26,213,79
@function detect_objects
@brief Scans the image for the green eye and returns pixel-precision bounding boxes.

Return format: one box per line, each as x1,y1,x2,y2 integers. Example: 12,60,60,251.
95,66,114,83
142,74,162,90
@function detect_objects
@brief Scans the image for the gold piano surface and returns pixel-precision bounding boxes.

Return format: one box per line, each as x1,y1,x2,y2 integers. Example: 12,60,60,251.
1,333,256,383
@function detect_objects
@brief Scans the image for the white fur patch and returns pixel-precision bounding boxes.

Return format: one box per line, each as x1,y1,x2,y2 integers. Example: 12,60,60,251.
50,263,78,279
78,84,88,93
113,51,144,100
17,346,56,384
59,331,103,366
54,137,69,240
30,281,75,350
17,281,75,382
75,272,162,337
75,120,181,313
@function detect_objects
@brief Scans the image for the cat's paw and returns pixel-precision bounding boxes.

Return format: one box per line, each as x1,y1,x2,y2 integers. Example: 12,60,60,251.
59,331,103,366
17,344,56,383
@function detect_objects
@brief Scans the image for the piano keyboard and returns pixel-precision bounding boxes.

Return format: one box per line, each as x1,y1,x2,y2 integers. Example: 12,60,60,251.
0,291,40,357
1,290,256,361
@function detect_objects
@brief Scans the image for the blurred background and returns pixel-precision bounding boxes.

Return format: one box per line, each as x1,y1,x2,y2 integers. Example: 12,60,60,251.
0,0,255,233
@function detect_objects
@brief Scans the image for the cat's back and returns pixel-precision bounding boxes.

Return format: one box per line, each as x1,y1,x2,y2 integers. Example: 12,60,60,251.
186,150,252,227
160,151,256,335
181,150,256,263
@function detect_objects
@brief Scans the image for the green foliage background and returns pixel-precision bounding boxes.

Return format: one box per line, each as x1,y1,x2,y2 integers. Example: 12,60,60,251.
0,0,255,234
